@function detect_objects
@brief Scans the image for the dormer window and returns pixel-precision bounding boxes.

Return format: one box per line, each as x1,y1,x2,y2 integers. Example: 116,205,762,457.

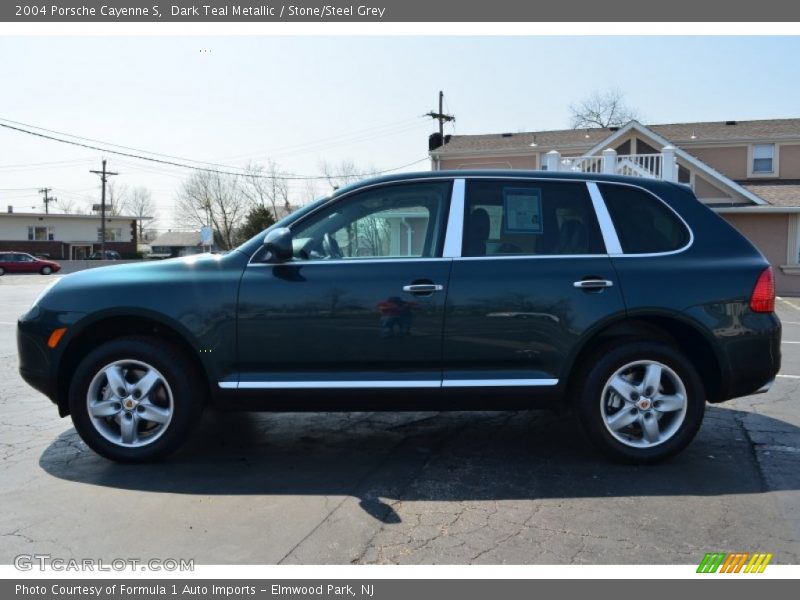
752,144,775,174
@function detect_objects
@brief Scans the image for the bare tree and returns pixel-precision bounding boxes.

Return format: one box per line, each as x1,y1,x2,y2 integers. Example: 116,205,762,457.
569,89,640,129
175,170,246,250
319,159,377,191
56,197,80,214
124,186,157,240
105,181,128,216
240,160,290,219
301,179,320,205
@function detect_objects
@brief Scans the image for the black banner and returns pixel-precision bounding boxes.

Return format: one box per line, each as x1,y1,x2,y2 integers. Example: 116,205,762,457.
3,0,800,22
5,579,799,600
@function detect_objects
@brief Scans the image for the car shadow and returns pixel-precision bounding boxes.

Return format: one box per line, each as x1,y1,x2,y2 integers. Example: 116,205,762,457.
39,405,800,523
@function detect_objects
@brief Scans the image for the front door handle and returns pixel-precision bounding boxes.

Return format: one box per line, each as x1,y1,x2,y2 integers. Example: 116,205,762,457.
573,279,614,290
403,283,444,294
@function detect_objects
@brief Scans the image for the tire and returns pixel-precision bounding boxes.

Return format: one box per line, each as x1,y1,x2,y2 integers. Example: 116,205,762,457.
68,336,205,462
574,341,705,464
41,266,52,275
0,267,4,276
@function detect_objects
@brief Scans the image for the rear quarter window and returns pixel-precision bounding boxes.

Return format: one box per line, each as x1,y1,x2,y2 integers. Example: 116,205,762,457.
599,183,690,254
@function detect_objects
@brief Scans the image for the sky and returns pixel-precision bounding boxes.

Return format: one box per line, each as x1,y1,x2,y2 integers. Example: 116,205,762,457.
1,35,799,229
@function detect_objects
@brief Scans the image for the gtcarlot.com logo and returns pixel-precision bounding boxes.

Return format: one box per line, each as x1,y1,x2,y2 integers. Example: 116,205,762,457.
697,552,773,573
14,554,194,572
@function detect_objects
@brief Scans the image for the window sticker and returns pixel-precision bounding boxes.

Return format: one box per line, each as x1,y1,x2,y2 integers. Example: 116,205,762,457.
503,188,543,234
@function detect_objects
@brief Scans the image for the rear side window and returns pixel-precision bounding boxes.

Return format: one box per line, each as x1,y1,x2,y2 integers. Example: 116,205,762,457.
463,180,605,256
599,184,690,254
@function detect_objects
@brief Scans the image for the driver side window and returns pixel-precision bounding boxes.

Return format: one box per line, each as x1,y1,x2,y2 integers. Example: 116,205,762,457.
290,181,451,261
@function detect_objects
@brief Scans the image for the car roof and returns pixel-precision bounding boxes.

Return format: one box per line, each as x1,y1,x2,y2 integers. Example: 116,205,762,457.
332,169,672,198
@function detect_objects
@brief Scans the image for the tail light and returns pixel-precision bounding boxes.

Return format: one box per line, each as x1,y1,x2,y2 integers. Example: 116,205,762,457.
750,267,775,313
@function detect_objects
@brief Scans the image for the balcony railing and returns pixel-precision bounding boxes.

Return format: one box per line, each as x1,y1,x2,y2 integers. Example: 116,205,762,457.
546,147,677,182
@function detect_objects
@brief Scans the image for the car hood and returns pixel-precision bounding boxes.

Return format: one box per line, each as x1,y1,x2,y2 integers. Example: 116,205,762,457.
39,251,248,311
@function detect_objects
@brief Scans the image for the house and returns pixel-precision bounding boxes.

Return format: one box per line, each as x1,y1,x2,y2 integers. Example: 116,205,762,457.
0,209,146,259
148,231,213,259
429,118,800,295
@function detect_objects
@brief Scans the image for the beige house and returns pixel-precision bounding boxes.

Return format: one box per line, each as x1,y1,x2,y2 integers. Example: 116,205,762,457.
430,118,800,295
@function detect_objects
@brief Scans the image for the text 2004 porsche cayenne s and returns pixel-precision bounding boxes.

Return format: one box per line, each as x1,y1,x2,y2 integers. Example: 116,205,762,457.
18,171,781,463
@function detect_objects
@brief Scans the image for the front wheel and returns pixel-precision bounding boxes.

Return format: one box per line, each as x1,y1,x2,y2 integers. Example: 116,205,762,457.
69,336,204,462
40,266,52,275
575,341,705,463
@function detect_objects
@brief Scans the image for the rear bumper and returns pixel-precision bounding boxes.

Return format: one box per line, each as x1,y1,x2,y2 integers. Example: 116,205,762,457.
717,312,781,402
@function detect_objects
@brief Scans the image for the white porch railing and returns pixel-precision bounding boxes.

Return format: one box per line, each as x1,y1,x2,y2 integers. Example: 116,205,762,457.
545,147,678,182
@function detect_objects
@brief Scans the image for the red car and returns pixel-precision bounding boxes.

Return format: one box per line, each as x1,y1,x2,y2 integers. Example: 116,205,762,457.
0,252,61,275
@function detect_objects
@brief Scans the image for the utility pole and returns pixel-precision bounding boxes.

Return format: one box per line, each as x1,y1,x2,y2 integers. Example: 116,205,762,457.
89,159,118,256
38,187,56,214
426,90,455,138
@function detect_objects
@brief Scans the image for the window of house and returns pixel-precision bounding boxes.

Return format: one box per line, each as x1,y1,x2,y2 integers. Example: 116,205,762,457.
599,184,690,254
752,144,775,174
27,226,53,241
97,227,123,241
462,180,605,256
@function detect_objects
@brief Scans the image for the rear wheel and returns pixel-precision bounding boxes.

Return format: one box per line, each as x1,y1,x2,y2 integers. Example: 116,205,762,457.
0,267,4,275
68,336,204,462
40,266,52,275
575,341,705,463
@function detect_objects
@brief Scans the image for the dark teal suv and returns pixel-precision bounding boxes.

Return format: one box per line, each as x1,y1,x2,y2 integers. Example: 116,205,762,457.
17,171,781,463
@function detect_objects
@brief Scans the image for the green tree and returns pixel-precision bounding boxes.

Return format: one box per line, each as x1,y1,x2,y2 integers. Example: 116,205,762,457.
236,205,277,244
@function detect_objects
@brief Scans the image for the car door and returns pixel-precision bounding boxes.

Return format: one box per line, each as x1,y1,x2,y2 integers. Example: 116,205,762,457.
234,179,454,391
442,178,627,391
17,254,38,273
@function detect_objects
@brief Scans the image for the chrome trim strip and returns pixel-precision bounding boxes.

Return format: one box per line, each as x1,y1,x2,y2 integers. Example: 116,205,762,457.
586,182,623,255
247,258,451,267
442,178,466,258
442,378,559,388
234,381,441,390
219,378,559,390
454,254,608,261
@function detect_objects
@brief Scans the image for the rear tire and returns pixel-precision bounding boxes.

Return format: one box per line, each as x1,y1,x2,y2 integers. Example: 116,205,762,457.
575,341,705,463
0,267,4,275
68,336,205,462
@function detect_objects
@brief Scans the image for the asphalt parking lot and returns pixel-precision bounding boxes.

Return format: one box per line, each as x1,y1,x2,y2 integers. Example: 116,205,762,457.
1,274,799,565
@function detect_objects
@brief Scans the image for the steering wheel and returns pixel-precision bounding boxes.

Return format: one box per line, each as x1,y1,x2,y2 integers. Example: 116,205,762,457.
321,232,343,259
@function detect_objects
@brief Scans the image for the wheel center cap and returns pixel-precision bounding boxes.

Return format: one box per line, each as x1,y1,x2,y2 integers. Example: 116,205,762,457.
637,398,652,410
124,399,136,409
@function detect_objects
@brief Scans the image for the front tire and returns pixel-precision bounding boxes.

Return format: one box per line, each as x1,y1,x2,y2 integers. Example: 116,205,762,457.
69,336,204,462
575,341,705,463
41,266,52,275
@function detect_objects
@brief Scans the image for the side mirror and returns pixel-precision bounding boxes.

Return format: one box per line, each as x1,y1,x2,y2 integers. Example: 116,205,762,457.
263,227,293,263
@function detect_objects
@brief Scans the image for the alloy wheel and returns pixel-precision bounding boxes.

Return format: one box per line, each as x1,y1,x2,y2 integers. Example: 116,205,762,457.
86,359,174,448
600,360,688,448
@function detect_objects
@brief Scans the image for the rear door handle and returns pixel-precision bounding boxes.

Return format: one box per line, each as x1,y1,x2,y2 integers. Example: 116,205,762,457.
573,279,614,290
403,284,444,294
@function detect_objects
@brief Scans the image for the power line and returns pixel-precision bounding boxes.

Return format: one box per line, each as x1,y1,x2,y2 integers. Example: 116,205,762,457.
0,115,427,169
0,121,429,181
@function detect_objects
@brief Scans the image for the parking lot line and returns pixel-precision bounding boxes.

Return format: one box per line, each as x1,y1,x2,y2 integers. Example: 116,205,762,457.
778,374,800,379
778,297,800,311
